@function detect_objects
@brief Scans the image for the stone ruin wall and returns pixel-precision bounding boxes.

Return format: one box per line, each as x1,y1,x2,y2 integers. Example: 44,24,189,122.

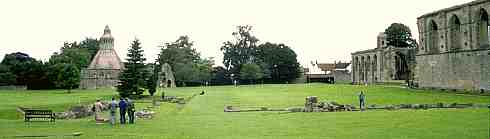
333,70,351,82
351,47,415,84
80,69,121,89
416,50,490,91
416,0,490,91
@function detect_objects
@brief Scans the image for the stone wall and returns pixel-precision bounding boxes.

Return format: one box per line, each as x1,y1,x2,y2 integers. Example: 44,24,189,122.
333,70,351,82
351,46,415,84
416,0,490,91
415,50,490,91
79,69,121,89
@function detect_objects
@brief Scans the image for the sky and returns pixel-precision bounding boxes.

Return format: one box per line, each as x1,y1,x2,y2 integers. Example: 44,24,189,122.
0,0,472,67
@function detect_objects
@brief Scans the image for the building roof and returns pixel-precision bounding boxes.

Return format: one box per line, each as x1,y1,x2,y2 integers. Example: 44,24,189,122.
316,62,351,71
87,26,123,70
100,25,114,40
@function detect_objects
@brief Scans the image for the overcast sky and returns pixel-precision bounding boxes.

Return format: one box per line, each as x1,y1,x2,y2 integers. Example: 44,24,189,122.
0,0,472,67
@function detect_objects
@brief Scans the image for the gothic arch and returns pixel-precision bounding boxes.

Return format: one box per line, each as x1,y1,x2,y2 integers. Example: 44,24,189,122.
449,14,461,51
394,52,408,80
478,8,489,48
428,20,440,54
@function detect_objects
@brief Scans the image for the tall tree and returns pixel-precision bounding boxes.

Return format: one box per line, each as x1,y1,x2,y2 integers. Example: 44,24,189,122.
210,66,231,85
193,58,214,83
54,63,80,93
221,25,259,75
158,36,213,86
1,52,38,86
256,42,301,82
385,23,417,48
239,63,264,84
0,64,16,86
146,62,158,96
158,36,199,68
117,39,148,97
79,38,100,61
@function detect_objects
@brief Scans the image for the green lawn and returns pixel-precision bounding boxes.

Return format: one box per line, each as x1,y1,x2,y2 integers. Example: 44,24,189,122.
0,83,489,139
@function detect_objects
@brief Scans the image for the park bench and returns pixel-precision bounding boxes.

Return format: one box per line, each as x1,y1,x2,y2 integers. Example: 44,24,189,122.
24,109,56,122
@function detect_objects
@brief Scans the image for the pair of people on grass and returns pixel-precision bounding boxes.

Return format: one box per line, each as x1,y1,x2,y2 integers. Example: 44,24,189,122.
108,97,135,125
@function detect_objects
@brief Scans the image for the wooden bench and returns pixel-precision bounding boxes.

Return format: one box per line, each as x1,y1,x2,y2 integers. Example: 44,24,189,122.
24,109,55,122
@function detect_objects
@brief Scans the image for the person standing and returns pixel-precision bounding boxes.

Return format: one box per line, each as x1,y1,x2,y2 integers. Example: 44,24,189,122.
126,98,135,124
109,97,118,125
94,99,104,123
118,98,127,124
359,91,366,111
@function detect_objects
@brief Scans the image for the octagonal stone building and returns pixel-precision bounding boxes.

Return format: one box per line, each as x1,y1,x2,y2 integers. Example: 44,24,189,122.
79,25,124,89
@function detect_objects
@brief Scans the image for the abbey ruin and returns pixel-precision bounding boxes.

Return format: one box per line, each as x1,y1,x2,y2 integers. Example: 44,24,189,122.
351,33,416,84
416,0,489,91
351,0,490,92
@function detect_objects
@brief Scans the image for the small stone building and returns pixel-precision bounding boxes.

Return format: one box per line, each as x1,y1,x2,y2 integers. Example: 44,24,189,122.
80,25,124,89
158,63,176,88
351,32,416,84
415,0,490,91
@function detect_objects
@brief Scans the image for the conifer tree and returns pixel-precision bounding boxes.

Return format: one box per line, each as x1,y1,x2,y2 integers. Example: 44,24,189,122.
117,39,148,97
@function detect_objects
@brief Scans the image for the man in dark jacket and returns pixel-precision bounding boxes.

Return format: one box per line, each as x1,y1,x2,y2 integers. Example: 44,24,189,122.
118,98,127,124
126,98,135,124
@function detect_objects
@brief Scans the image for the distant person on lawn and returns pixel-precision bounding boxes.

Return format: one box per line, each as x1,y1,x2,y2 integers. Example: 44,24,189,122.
359,91,366,111
109,97,118,125
126,98,135,124
119,98,127,124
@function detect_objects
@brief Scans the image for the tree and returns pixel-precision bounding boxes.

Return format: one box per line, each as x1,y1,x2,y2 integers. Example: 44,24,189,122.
239,63,264,84
117,39,148,98
384,23,417,48
0,64,16,86
158,36,199,68
55,63,80,93
193,58,214,83
79,38,100,61
221,25,259,75
1,52,38,86
25,61,52,90
158,36,213,86
146,62,158,96
210,66,231,85
173,62,195,86
49,47,91,69
256,42,301,82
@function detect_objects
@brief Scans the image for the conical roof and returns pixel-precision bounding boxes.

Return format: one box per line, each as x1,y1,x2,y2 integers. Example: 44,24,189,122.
87,25,123,69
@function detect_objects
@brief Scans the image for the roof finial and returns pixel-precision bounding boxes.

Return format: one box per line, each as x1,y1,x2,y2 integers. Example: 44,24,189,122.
104,25,111,34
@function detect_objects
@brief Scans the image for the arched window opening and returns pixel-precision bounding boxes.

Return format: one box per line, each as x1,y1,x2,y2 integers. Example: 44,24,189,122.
393,52,408,80
450,15,461,51
429,20,440,54
479,9,489,48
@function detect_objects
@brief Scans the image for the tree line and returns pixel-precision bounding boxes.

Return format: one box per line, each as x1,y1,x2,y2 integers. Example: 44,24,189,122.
0,25,303,97
0,38,99,91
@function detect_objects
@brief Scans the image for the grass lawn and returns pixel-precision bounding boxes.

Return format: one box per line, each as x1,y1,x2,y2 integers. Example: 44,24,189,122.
0,83,489,139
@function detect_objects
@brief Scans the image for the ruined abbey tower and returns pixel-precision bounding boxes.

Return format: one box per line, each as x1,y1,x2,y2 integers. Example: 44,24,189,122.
80,25,124,89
